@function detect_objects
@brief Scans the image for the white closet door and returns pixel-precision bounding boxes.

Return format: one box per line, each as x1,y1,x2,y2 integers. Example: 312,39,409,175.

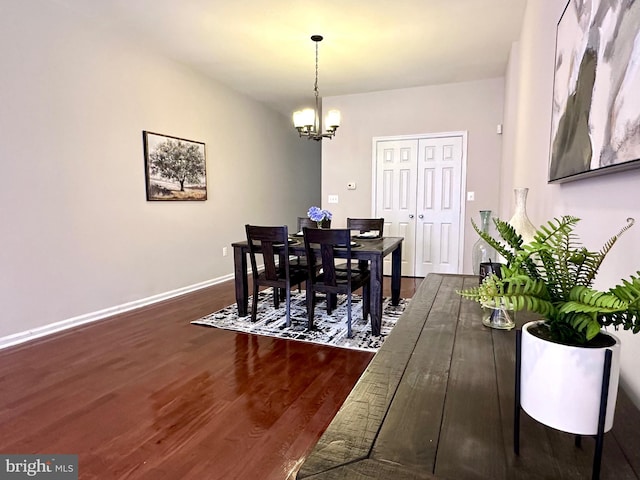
375,140,418,276
414,136,463,276
375,133,465,277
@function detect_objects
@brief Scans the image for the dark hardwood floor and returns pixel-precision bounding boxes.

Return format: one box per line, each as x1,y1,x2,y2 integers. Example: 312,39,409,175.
0,276,421,479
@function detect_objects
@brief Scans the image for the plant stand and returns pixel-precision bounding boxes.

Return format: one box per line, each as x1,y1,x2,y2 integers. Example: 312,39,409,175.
513,329,614,480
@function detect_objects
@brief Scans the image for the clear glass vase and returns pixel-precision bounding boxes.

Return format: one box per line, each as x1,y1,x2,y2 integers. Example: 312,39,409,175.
508,188,536,245
482,301,515,330
472,210,496,275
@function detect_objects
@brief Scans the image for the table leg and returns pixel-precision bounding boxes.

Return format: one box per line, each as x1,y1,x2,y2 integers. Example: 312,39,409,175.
369,255,383,336
234,246,249,317
391,242,402,305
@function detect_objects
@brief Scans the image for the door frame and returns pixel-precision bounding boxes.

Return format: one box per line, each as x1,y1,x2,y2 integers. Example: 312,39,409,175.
371,131,468,275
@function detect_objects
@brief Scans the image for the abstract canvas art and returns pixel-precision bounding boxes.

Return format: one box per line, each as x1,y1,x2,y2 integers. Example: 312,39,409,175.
549,0,640,183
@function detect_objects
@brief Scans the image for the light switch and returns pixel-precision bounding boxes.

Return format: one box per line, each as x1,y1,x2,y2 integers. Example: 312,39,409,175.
328,195,339,204
467,191,475,201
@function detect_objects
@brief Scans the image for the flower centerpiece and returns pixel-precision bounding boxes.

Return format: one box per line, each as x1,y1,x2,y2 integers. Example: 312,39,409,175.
308,206,332,228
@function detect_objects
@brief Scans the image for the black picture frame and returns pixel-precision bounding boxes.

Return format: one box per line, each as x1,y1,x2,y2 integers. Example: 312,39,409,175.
548,0,640,184
143,131,207,201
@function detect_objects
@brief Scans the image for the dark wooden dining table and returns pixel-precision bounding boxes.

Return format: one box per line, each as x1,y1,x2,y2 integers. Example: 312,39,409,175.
231,235,404,336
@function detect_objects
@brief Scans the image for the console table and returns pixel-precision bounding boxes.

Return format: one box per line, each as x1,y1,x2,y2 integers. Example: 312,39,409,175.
296,274,640,479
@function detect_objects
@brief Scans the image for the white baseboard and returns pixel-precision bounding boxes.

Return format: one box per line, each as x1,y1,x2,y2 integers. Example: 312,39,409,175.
0,273,235,351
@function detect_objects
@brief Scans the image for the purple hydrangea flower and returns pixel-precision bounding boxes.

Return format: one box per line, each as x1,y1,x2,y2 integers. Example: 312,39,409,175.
307,206,332,222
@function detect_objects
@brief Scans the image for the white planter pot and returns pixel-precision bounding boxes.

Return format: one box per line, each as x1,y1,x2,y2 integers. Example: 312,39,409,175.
520,321,621,435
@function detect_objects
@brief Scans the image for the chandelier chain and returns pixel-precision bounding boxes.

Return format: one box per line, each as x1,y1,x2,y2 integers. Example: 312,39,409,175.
314,40,320,131
314,40,319,99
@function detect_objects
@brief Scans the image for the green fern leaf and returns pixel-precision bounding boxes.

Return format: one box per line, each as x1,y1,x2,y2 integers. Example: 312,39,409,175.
586,320,602,340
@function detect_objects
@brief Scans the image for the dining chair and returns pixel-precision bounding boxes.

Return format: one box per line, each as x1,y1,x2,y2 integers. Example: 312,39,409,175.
245,224,307,327
303,227,370,338
297,216,318,233
293,216,323,289
347,217,385,238
345,217,385,272
298,216,332,230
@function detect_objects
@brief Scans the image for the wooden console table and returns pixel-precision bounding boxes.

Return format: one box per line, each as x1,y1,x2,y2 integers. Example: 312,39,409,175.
296,274,640,479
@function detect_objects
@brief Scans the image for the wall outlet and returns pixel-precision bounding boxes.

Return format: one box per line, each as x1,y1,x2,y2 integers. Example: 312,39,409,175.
222,247,228,257
328,195,339,204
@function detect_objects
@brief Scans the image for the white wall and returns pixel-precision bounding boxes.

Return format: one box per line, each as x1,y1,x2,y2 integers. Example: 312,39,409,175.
0,1,320,342
502,0,640,406
322,79,505,273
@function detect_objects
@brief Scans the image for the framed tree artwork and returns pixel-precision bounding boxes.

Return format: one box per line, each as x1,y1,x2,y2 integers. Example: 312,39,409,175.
548,0,640,183
143,131,207,201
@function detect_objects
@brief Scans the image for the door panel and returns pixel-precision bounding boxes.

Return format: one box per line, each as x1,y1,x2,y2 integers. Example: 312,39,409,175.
420,222,434,264
422,168,435,209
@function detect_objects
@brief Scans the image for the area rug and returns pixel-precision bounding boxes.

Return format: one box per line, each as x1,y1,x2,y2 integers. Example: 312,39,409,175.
192,289,409,352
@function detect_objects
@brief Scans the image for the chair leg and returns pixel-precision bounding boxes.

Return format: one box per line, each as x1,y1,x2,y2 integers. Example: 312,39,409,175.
326,293,338,313
363,283,370,321
347,291,353,338
273,288,280,309
285,286,291,328
306,288,315,330
251,284,259,322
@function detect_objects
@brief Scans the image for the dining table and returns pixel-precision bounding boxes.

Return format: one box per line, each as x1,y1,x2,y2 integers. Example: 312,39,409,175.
231,235,404,336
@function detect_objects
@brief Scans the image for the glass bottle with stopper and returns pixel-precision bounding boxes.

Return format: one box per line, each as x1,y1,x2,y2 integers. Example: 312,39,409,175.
472,210,496,275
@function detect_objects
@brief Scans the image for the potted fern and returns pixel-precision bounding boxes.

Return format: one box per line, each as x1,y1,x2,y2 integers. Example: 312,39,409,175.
459,215,640,435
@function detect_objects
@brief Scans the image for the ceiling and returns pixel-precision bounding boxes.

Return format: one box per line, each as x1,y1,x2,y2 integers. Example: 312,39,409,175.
57,0,527,115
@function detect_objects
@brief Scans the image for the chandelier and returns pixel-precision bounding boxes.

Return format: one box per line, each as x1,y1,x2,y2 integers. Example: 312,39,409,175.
293,35,341,141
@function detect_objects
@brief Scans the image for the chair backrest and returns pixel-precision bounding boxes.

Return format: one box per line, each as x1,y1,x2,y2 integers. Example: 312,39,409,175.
347,218,384,237
297,217,317,231
245,225,290,282
303,228,352,287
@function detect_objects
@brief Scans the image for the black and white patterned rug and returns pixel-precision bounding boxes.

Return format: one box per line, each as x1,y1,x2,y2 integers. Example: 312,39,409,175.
192,289,409,352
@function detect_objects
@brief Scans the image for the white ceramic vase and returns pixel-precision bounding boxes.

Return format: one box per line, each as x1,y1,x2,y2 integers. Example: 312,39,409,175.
520,321,621,435
509,188,537,245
